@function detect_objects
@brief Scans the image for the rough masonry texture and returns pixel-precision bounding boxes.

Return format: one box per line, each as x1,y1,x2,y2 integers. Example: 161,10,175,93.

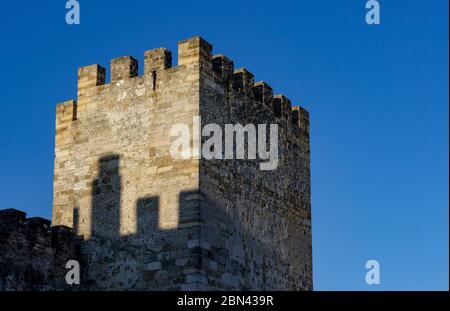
0,36,312,290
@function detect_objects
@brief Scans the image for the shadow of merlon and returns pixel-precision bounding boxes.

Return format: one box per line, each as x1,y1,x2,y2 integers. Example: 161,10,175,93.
90,154,121,239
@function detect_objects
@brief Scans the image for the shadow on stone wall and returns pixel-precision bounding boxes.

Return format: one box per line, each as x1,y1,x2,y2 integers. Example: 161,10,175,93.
0,154,310,290
79,154,310,290
91,154,121,239
76,154,201,290
87,154,165,240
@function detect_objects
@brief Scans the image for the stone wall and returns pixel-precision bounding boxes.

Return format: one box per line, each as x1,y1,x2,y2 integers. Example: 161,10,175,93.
197,48,312,290
51,37,206,290
1,36,312,290
0,209,81,290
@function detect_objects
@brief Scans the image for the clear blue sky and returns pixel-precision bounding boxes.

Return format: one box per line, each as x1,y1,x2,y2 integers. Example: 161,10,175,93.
0,0,448,290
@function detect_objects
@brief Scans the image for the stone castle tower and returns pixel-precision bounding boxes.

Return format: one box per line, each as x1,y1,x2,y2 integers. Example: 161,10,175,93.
1,37,312,290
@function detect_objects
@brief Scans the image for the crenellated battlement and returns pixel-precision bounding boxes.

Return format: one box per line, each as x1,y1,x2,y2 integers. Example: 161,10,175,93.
77,64,106,93
231,67,254,93
291,105,310,141
144,48,172,75
212,54,234,83
111,56,139,82
74,36,212,93
253,81,273,104
59,36,309,138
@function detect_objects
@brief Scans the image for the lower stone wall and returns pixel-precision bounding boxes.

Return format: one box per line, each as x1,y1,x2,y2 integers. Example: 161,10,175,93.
0,208,203,291
1,206,310,291
79,227,202,290
0,209,81,290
